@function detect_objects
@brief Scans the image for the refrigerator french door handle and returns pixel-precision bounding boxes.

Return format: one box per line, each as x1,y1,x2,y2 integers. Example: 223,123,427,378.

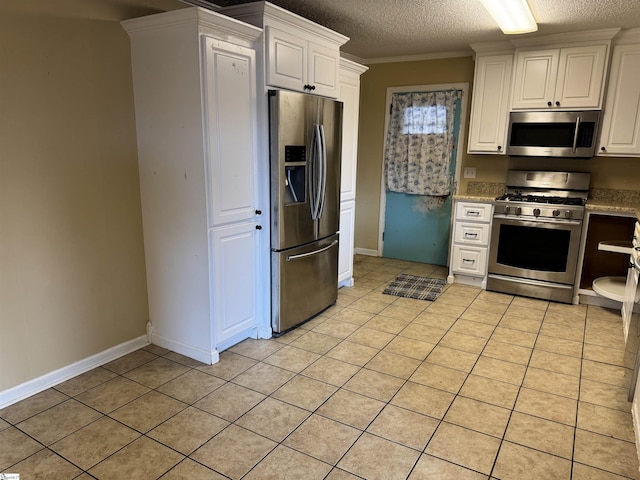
310,124,323,221
309,125,318,219
317,124,327,219
286,239,338,261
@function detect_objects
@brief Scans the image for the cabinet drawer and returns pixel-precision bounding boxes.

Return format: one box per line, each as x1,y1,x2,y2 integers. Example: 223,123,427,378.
455,202,492,222
454,222,490,246
451,245,487,276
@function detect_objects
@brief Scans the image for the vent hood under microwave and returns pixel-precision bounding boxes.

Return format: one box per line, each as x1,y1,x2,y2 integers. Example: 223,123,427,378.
506,110,601,158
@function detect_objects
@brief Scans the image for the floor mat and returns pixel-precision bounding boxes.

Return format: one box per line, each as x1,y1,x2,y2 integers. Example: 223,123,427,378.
382,274,446,301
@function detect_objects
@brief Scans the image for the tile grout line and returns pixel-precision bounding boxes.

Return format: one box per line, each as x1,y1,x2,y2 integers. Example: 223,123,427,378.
487,296,550,480
570,306,588,480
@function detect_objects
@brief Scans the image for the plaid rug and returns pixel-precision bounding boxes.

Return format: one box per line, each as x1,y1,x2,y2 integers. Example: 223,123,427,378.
382,274,446,301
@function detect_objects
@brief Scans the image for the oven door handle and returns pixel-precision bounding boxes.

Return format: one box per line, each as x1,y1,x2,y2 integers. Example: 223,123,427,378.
493,214,581,226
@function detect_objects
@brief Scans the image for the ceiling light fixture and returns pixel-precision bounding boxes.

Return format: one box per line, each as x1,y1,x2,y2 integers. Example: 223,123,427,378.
479,0,538,34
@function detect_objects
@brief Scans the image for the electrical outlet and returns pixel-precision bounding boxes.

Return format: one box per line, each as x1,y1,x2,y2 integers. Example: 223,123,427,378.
464,167,476,179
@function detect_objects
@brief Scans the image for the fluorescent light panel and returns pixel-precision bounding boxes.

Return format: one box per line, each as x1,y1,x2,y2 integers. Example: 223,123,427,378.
480,0,538,34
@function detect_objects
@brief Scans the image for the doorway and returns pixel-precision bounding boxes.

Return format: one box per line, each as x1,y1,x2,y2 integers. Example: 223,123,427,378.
379,83,468,265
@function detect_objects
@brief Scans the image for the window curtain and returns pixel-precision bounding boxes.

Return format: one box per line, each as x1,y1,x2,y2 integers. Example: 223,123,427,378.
384,90,461,196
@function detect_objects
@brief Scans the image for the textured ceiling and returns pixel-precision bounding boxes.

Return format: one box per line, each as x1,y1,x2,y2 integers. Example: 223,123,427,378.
211,0,640,61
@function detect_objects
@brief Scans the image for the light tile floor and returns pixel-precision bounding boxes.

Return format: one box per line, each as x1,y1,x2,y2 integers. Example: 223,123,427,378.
2,254,640,479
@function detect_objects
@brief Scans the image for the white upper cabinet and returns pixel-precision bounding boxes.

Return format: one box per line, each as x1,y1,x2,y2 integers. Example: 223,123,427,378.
467,52,513,154
511,49,559,109
265,26,306,94
266,26,340,97
598,30,640,157
221,1,349,98
511,44,608,109
307,41,341,97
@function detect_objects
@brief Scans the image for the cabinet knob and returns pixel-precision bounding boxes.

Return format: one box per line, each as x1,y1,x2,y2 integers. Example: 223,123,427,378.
255,225,262,230
547,101,552,107
497,145,502,151
555,101,560,107
310,85,316,91
600,146,606,152
255,209,262,215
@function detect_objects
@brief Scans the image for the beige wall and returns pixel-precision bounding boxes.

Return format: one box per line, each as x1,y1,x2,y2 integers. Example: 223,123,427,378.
0,0,182,392
354,56,640,252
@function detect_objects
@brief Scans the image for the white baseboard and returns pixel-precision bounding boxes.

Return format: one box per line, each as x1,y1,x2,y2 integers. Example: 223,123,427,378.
150,332,219,366
354,247,378,257
0,335,149,410
338,276,354,288
257,324,273,340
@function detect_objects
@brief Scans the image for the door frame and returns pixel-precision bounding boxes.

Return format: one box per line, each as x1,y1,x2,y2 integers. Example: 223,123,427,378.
377,82,469,257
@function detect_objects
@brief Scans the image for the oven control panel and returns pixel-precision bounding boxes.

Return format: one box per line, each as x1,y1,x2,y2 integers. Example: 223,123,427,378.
495,202,584,220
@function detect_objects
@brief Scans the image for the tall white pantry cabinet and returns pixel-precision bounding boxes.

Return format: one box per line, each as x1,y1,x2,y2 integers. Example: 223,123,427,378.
338,58,368,287
122,8,268,365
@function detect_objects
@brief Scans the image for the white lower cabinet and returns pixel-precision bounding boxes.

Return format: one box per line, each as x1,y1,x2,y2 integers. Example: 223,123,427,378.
451,245,488,277
338,200,356,287
448,201,493,288
210,223,260,351
453,222,491,245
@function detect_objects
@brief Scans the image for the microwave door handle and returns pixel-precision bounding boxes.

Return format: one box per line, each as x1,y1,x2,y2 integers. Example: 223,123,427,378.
572,116,581,153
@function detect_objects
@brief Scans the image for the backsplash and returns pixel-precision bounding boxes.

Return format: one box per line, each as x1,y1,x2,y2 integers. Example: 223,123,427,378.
464,182,505,198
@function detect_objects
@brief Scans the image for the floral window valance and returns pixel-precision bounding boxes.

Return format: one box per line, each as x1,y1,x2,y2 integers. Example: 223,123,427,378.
384,90,461,196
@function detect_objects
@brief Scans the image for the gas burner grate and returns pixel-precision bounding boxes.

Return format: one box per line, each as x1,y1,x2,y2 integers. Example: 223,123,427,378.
496,194,585,206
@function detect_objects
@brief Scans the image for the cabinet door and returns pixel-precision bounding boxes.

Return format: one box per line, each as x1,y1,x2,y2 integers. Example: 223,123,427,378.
210,222,259,349
598,43,640,156
308,41,339,98
454,222,490,246
338,200,355,287
265,26,306,92
451,245,487,276
467,54,513,154
512,49,559,109
339,70,361,199
455,202,492,222
555,45,607,109
622,257,639,343
203,37,258,226
623,225,640,342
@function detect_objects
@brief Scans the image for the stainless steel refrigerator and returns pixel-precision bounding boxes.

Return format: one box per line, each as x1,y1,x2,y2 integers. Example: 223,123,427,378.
269,90,343,334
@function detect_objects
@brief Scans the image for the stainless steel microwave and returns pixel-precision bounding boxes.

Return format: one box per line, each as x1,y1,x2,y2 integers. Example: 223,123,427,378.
506,110,601,158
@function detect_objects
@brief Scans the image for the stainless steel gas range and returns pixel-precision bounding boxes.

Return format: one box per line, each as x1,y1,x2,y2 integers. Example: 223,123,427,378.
487,170,591,304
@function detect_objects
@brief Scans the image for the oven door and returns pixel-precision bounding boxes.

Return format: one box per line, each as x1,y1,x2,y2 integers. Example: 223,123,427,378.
489,214,583,285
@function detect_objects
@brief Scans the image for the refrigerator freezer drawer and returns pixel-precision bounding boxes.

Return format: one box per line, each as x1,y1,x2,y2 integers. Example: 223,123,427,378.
272,234,339,333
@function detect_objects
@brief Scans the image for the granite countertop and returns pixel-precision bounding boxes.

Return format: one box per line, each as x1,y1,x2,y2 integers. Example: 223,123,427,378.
454,182,504,202
455,183,640,219
585,189,640,218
